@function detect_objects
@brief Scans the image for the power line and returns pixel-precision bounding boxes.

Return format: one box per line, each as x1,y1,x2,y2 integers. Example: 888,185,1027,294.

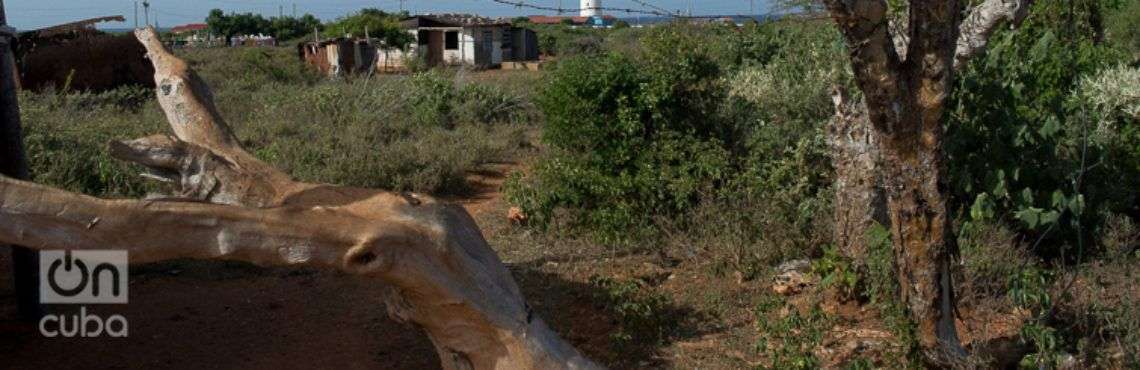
627,0,672,15
486,0,681,17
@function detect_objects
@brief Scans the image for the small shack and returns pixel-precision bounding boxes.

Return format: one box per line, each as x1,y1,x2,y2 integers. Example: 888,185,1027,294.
231,34,277,47
12,16,154,92
298,38,377,77
375,14,539,70
169,23,224,48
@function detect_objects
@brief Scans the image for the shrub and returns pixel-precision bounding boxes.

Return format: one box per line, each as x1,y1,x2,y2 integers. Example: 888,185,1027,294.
405,71,456,128
754,294,832,369
947,0,1134,257
533,25,606,57
455,83,534,125
508,21,842,252
506,50,733,243
1106,0,1140,58
1075,64,1140,141
588,276,670,350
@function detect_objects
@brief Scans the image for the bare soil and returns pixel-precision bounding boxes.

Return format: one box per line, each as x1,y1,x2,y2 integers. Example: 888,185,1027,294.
0,162,757,369
0,163,645,369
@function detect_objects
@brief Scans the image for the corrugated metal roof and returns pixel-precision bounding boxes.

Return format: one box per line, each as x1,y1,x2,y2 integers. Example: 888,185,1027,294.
401,14,511,29
24,16,125,37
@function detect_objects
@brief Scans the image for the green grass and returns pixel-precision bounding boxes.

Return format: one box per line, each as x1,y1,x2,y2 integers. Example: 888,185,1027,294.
19,46,539,197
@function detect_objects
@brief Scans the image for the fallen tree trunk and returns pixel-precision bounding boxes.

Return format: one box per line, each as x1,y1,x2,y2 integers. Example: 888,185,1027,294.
0,28,599,370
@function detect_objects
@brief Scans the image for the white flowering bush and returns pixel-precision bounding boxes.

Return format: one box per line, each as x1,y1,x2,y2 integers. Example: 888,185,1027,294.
1076,64,1140,137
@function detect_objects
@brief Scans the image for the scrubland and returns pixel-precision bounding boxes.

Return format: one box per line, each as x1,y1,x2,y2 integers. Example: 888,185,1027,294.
17,2,1140,367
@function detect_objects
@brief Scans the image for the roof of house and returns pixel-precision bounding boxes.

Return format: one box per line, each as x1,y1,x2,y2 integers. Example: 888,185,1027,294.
299,37,372,48
401,14,512,29
22,15,125,37
171,23,208,34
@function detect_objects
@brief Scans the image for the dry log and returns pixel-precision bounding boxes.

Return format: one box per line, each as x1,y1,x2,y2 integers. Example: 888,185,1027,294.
0,28,599,370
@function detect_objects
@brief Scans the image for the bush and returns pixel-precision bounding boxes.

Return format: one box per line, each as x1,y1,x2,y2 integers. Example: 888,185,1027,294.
508,21,843,253
534,25,606,57
406,71,456,128
1106,0,1140,58
1075,64,1140,141
947,0,1134,257
506,49,734,243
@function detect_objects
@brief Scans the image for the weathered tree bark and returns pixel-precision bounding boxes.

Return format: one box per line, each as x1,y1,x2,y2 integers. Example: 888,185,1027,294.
823,0,1036,364
827,88,887,270
0,0,41,321
0,28,599,370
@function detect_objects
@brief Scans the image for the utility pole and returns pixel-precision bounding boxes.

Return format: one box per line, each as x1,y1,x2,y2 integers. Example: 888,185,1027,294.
134,1,138,28
399,0,406,13
143,1,150,27
292,3,296,17
750,0,755,15
0,0,42,322
279,5,283,18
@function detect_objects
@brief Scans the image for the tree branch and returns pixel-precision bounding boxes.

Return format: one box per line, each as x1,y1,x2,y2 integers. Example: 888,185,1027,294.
0,173,598,369
0,175,361,265
954,0,1035,70
823,0,907,134
132,28,300,207
0,27,601,369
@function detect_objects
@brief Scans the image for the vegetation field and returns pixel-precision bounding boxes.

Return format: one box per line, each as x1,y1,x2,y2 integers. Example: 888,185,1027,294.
3,1,1140,368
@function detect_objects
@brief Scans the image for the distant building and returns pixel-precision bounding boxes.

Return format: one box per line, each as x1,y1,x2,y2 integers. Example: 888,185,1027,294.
300,14,540,76
580,0,601,17
299,38,377,77
375,14,539,70
12,15,154,92
230,34,277,47
169,23,224,48
170,23,207,34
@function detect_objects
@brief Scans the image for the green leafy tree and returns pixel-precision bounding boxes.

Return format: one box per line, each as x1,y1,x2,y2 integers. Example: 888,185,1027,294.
323,9,413,50
206,8,322,41
269,14,323,41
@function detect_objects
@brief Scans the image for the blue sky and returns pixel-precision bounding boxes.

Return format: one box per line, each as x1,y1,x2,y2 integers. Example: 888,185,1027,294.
5,0,774,30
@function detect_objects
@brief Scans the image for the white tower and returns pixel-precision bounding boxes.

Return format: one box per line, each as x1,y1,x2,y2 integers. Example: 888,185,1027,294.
580,0,601,17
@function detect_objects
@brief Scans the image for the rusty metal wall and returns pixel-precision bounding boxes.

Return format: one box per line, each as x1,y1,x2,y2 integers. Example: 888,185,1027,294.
17,33,153,92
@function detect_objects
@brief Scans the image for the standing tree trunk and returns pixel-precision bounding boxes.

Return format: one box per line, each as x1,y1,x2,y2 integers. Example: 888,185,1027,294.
0,0,40,321
823,0,1036,363
828,88,887,270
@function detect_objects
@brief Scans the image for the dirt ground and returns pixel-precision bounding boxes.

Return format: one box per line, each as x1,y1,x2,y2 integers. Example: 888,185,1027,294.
0,162,760,369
